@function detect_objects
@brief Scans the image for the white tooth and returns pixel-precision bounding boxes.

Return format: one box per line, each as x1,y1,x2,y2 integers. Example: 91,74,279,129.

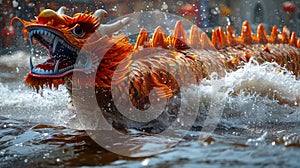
30,36,34,54
29,31,33,38
52,36,58,54
50,70,53,74
30,56,33,70
54,60,59,73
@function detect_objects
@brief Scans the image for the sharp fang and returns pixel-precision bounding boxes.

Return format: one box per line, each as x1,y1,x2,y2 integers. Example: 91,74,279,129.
54,60,59,73
30,55,33,70
29,35,34,54
52,36,58,54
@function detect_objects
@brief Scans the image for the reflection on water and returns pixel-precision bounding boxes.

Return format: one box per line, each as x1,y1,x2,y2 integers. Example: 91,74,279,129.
1,116,300,167
1,51,300,167
0,117,140,167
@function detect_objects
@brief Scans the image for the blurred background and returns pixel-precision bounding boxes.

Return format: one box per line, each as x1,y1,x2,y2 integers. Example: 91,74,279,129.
1,0,299,54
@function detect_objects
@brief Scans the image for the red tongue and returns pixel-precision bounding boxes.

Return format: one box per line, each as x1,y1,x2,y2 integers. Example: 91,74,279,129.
35,59,74,71
35,59,55,71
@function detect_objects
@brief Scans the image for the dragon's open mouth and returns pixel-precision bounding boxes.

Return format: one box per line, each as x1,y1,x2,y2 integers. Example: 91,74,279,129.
28,27,91,78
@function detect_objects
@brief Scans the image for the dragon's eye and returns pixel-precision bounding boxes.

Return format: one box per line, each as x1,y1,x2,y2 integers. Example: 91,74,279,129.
71,25,86,38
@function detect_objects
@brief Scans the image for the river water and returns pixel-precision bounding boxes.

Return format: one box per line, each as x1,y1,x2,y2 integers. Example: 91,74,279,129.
1,51,300,167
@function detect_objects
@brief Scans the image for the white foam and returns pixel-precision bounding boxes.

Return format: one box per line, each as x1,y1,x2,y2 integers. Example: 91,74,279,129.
181,60,300,128
0,82,75,126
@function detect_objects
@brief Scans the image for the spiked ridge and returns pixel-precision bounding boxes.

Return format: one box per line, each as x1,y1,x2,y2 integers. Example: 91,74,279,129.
131,20,300,52
151,26,168,48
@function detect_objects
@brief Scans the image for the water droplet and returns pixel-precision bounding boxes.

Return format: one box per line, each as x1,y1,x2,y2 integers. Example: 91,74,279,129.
12,0,18,8
141,158,150,166
161,2,168,10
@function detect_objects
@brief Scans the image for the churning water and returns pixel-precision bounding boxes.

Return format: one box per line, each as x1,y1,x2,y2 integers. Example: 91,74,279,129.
1,51,300,167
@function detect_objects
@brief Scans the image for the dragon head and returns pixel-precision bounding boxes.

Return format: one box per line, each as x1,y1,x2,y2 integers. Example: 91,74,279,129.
12,7,130,90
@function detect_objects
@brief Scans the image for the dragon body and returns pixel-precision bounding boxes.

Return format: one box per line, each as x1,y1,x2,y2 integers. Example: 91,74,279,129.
12,7,300,131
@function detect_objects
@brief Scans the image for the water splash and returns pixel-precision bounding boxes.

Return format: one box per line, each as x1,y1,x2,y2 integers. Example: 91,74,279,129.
0,83,75,126
181,60,300,129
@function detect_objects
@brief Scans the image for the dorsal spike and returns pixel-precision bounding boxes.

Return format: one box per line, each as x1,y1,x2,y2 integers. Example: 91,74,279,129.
297,39,300,48
212,29,222,49
226,25,237,46
212,27,228,49
240,21,254,44
170,20,189,50
211,29,217,47
289,32,297,46
270,26,280,43
281,26,290,44
201,32,214,50
134,28,150,50
257,24,268,44
189,25,202,49
220,27,228,47
151,26,168,48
